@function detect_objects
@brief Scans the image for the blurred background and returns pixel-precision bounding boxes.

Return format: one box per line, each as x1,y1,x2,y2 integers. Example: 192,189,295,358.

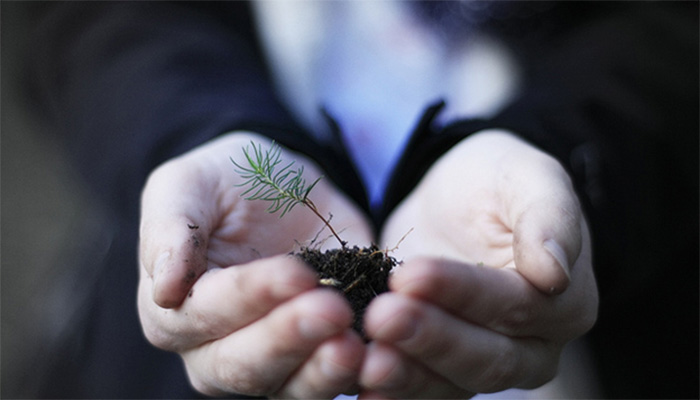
2,2,697,399
1,3,596,397
2,3,112,397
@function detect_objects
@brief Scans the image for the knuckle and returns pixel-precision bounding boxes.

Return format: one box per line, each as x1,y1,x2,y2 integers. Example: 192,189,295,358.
188,307,220,341
568,308,598,343
415,324,453,361
221,369,272,396
143,329,169,350
474,342,521,393
519,346,560,389
494,301,533,336
580,291,600,333
211,350,277,396
140,315,177,351
182,355,224,397
530,362,558,389
561,284,599,341
187,373,222,398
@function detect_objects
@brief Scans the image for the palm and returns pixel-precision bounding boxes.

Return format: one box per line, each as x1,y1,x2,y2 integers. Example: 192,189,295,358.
140,131,373,305
382,132,516,266
197,134,371,260
382,130,583,291
205,185,362,269
384,183,516,268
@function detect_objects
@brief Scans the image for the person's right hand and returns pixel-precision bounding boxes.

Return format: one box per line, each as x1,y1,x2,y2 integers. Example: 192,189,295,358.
137,132,373,399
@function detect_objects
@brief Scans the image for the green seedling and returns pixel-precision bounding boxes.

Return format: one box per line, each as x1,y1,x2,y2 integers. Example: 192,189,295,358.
231,141,346,248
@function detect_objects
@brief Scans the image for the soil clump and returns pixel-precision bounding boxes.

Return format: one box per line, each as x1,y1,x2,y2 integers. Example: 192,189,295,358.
297,245,396,337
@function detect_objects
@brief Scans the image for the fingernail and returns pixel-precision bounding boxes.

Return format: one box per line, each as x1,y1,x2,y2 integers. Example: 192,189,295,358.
543,239,571,279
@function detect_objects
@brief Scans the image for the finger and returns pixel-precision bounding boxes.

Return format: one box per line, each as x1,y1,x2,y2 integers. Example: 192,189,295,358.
364,293,560,393
389,258,564,338
359,342,474,399
512,192,582,294
182,289,354,397
139,217,210,309
139,160,220,308
504,155,583,295
276,330,365,399
138,255,318,351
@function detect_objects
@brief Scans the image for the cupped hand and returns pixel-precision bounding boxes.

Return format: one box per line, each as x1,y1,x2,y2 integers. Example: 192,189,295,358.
137,132,373,398
360,129,598,398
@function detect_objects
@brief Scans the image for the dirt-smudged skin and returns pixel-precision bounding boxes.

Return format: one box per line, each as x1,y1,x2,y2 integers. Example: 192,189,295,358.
184,223,206,294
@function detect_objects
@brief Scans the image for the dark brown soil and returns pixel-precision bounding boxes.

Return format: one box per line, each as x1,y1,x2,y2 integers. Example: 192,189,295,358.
296,245,396,338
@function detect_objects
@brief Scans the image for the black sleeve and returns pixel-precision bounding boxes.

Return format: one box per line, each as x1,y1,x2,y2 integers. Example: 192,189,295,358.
28,1,366,220
384,2,699,398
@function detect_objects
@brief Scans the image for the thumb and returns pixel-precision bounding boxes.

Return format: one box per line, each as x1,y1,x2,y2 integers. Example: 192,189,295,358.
139,163,214,309
140,218,209,308
512,198,582,295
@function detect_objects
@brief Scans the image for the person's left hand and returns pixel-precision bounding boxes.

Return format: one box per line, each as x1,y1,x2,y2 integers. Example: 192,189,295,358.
359,129,598,399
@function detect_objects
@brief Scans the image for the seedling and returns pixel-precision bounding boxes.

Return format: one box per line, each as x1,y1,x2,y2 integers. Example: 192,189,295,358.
231,141,396,336
231,142,346,247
